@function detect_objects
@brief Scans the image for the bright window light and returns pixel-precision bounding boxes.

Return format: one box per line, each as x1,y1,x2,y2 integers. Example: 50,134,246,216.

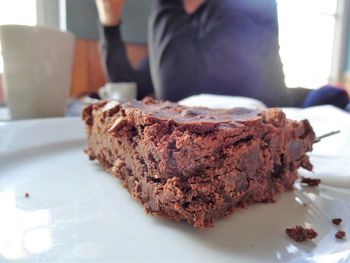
0,0,37,26
277,0,338,89
0,0,37,73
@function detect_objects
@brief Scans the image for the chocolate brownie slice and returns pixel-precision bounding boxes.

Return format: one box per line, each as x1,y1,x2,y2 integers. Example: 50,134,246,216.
82,98,315,228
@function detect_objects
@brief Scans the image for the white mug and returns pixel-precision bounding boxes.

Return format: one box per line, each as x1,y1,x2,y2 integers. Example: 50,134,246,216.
98,82,137,101
0,25,75,119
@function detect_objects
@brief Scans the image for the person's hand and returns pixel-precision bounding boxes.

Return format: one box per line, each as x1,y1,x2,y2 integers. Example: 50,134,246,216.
183,0,204,14
95,0,125,26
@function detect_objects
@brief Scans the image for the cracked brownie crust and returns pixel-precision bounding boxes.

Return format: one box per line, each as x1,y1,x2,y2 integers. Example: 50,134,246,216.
82,98,315,228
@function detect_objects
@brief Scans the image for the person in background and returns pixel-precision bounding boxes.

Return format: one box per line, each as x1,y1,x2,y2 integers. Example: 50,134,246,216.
95,0,349,108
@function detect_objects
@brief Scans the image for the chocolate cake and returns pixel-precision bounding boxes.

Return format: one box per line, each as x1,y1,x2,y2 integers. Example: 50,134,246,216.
332,218,342,225
301,177,321,187
285,226,318,242
335,230,346,239
82,98,315,228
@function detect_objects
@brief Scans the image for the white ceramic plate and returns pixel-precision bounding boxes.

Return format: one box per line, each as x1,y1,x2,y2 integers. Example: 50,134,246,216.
0,118,349,263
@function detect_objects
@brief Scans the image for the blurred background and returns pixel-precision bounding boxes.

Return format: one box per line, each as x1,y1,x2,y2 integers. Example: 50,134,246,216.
0,0,350,101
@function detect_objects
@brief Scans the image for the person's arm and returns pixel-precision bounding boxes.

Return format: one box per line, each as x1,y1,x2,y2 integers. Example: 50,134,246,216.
149,0,209,100
95,0,124,26
149,1,188,46
96,0,153,99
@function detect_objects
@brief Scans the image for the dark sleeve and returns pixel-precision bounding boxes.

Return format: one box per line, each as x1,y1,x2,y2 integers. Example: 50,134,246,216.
98,24,153,99
148,0,205,100
149,0,188,44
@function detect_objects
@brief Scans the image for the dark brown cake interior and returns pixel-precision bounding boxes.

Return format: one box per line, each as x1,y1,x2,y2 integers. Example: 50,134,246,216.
83,98,314,227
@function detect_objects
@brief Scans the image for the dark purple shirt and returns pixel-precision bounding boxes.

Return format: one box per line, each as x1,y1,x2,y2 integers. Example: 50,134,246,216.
99,0,309,107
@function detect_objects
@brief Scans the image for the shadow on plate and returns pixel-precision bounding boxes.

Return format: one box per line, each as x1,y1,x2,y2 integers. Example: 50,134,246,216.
151,186,348,262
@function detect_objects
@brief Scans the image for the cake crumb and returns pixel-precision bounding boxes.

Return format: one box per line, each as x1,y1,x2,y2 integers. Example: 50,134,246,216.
285,226,318,242
332,218,342,225
335,231,346,239
24,192,30,198
301,177,321,187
